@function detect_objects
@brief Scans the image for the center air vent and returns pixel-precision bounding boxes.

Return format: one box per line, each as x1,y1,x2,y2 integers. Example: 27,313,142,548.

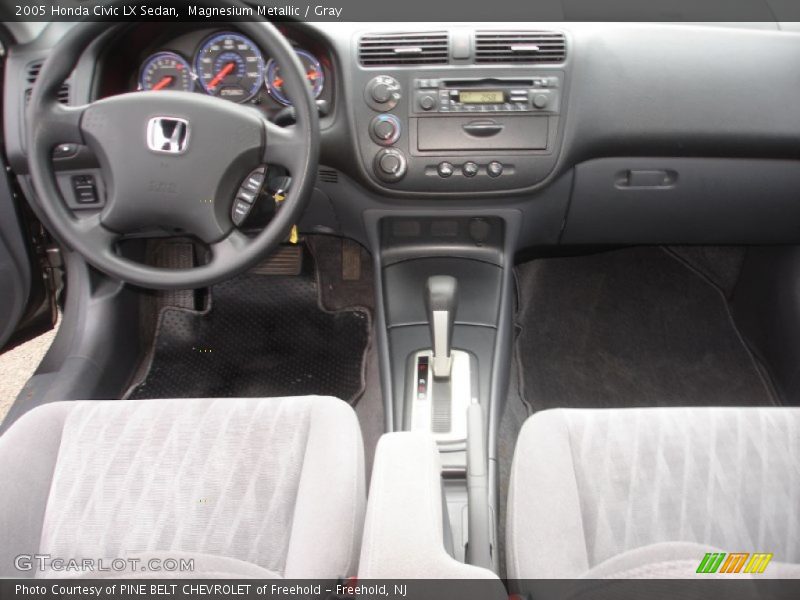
25,61,70,105
475,31,566,64
359,32,448,66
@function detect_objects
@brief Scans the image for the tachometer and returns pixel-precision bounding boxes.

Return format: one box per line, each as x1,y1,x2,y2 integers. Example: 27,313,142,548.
195,32,264,103
139,52,194,92
265,49,325,106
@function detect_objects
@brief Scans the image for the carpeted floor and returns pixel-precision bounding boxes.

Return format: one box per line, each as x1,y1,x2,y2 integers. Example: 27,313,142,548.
128,247,371,403
514,246,777,413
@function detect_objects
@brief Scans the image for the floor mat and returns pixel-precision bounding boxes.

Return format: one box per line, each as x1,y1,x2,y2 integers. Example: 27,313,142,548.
128,260,370,403
515,247,777,411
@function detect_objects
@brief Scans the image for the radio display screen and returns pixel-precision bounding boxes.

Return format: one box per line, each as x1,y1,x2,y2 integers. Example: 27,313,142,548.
459,90,505,104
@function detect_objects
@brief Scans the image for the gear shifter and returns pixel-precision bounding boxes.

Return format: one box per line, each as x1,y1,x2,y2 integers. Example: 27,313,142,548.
425,275,458,379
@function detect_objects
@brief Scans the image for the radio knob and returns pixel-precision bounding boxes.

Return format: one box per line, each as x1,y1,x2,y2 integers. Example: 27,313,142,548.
419,94,436,111
374,148,408,182
370,114,401,145
365,76,401,111
532,93,549,109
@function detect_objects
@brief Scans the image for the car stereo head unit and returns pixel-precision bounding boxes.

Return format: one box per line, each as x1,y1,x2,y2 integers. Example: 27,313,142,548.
414,77,558,113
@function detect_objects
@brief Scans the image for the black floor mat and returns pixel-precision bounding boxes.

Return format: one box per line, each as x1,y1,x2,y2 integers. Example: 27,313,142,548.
128,265,370,402
515,247,777,411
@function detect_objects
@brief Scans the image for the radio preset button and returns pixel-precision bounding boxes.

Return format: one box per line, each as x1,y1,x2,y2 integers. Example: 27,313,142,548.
437,162,454,178
462,161,479,177
487,161,504,177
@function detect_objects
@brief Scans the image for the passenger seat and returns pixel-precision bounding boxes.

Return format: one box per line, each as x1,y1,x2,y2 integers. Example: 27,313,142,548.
506,407,800,578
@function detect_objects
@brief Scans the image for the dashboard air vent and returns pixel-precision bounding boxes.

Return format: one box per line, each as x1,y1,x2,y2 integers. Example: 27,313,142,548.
26,61,43,85
359,32,448,66
318,168,339,184
25,61,70,104
475,31,566,64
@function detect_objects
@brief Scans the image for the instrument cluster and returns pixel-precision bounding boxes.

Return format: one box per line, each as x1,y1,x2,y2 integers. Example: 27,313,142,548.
133,30,328,108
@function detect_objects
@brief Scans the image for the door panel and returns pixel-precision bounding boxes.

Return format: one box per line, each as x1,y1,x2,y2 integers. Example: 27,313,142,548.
0,34,55,352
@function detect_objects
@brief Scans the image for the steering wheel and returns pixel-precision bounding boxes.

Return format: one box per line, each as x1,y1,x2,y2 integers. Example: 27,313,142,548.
27,8,320,290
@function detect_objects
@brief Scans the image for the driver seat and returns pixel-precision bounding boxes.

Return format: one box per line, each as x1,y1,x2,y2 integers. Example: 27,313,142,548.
0,396,365,578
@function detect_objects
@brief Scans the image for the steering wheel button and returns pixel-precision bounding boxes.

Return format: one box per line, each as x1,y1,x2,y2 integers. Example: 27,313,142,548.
53,143,79,159
237,189,256,203
75,188,98,204
232,199,253,226
244,177,263,192
71,174,99,204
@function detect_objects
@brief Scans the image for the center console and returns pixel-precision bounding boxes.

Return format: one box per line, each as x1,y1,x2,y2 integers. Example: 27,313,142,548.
371,212,517,568
354,69,565,193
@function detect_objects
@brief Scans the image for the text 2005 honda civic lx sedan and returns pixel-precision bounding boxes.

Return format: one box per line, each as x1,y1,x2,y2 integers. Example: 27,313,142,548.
0,1,798,597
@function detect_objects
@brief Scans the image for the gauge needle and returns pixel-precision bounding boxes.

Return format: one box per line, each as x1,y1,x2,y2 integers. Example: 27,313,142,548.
152,76,173,91
273,72,317,89
208,62,236,90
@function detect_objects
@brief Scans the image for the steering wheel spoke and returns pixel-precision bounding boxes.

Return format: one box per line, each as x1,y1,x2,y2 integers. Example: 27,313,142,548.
73,213,119,254
37,102,87,148
210,229,252,264
263,120,306,171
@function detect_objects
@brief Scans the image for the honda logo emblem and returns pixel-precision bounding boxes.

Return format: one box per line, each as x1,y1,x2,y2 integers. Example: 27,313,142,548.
147,117,190,154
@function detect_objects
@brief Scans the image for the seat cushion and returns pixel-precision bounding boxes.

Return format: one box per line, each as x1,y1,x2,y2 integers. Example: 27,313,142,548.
507,407,800,579
0,396,364,578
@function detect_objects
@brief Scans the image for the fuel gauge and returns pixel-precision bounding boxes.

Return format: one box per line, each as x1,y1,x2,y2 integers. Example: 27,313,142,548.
265,49,325,106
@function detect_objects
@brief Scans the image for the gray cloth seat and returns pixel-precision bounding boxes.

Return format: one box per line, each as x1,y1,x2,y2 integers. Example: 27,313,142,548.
507,407,800,578
0,396,365,578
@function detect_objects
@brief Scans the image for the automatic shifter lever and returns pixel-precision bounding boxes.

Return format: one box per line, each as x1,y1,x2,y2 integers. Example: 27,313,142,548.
425,275,458,379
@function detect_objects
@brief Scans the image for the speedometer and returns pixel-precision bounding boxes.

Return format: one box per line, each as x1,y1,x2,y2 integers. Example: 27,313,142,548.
195,32,264,102
265,49,325,106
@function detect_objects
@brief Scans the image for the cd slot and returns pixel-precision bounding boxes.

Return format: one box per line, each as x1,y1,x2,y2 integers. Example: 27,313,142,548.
440,78,535,88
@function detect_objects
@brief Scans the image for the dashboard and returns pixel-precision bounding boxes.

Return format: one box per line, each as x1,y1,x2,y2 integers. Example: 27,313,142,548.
6,21,800,248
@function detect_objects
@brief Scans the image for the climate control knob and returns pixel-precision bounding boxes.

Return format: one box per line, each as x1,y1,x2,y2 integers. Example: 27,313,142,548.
370,114,401,145
365,76,401,111
371,83,392,103
374,148,408,183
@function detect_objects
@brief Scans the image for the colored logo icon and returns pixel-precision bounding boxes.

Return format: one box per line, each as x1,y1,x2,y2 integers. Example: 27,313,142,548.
697,552,773,574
